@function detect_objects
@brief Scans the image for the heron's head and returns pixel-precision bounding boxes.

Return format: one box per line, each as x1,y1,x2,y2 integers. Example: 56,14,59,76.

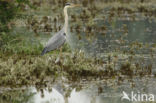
65,3,80,8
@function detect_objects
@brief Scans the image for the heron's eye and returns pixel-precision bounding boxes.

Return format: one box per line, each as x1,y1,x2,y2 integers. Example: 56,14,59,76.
65,3,70,6
63,33,66,36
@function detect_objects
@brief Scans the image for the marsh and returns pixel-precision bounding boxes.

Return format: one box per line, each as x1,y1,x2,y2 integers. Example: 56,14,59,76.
0,0,156,103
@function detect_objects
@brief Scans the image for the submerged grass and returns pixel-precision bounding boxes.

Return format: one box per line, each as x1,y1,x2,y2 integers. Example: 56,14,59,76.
0,50,154,87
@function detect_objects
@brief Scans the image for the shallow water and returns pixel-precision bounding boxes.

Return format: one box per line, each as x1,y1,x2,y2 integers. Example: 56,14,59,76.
1,76,156,103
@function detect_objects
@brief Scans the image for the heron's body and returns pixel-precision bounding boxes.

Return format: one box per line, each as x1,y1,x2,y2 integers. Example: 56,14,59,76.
41,3,80,55
41,28,66,55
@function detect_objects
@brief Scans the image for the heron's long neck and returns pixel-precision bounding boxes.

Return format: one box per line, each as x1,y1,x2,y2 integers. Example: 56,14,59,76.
64,7,68,34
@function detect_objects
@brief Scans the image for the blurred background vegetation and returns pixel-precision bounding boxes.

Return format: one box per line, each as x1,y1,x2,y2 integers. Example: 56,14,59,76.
0,0,40,55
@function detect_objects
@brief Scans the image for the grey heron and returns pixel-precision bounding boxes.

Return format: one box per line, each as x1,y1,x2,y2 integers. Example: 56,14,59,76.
41,3,80,55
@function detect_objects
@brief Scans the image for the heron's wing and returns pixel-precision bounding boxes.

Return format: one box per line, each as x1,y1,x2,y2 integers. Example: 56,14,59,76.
41,29,66,55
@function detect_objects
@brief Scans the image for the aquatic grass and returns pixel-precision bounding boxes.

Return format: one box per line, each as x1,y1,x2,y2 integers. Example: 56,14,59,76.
0,32,44,55
0,50,154,87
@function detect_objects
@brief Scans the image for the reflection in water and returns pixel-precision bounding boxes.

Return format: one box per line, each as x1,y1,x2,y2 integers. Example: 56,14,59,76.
1,77,156,103
29,77,156,103
31,88,96,103
30,87,65,103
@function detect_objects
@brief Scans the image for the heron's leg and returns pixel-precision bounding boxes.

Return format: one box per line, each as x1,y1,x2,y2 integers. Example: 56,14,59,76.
59,47,63,58
55,47,63,67
55,48,61,64
59,47,64,70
